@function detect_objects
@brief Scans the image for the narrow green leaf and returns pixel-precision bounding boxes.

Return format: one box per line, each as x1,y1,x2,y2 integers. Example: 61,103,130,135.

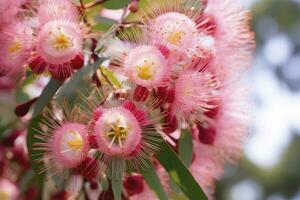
32,79,63,117
27,114,45,189
179,129,193,167
95,24,119,52
100,67,122,88
102,0,130,9
156,140,208,200
56,58,106,103
93,16,118,32
111,158,125,200
141,162,169,200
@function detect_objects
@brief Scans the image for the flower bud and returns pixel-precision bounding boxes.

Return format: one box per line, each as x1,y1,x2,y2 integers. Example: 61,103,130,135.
133,85,149,102
123,175,144,196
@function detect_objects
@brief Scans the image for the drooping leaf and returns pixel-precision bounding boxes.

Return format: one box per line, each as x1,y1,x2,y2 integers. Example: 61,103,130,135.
156,140,208,200
179,129,193,167
27,114,45,189
111,158,125,200
32,79,63,117
93,16,118,32
95,24,120,52
141,162,169,200
102,0,131,9
56,58,106,103
100,67,122,88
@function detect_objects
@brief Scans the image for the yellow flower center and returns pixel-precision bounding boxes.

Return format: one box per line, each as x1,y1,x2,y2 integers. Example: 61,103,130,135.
8,40,22,53
0,191,9,200
137,60,156,80
167,31,185,46
53,33,71,50
106,119,128,147
66,131,83,151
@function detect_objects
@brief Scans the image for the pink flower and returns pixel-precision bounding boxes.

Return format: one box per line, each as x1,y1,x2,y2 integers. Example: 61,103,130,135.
52,123,89,168
34,103,90,174
0,76,16,91
196,82,250,163
85,95,161,171
123,45,171,89
0,179,19,200
37,0,79,25
35,122,89,171
29,0,84,80
189,139,224,199
108,30,172,93
138,0,205,57
149,12,201,56
172,69,220,119
0,21,33,78
199,0,255,76
30,20,84,80
93,106,143,157
0,1,23,26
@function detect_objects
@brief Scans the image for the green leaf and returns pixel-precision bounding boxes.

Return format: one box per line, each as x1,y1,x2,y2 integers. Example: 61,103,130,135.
111,158,125,200
93,16,118,32
27,114,45,189
179,129,193,167
56,58,106,103
100,67,122,88
156,140,208,200
141,162,169,200
95,24,119,52
32,79,63,117
102,0,130,9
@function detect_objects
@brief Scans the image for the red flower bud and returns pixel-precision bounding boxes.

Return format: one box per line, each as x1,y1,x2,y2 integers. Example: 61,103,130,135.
75,156,99,180
15,97,38,117
162,110,178,134
197,123,216,145
123,175,144,196
88,135,98,149
28,56,47,74
129,0,139,13
51,191,68,200
71,54,84,70
133,85,149,102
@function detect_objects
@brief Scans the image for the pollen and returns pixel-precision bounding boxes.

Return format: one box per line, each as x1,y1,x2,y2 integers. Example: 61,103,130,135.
106,119,128,147
0,191,8,200
53,33,71,50
167,31,185,46
8,40,22,53
66,131,83,151
137,61,155,80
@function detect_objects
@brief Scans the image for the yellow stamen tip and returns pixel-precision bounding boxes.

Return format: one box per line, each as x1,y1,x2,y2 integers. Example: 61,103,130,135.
8,41,22,53
137,64,154,80
53,33,70,50
0,191,9,200
67,131,83,151
167,31,184,46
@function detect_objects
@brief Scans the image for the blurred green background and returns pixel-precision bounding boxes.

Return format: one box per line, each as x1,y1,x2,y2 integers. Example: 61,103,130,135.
216,0,300,199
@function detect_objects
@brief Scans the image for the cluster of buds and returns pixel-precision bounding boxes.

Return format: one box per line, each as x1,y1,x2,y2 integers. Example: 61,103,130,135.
0,0,255,199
